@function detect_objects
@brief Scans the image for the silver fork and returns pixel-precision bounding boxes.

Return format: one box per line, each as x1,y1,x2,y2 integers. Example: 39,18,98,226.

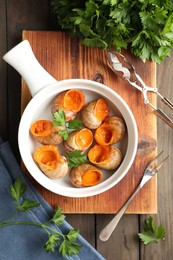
99,151,168,241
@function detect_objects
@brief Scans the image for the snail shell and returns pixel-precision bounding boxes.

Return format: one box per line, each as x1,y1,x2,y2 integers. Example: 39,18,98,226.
30,120,64,145
64,128,93,153
94,116,126,146
88,144,123,170
69,163,102,187
33,145,68,179
51,89,85,122
81,99,110,129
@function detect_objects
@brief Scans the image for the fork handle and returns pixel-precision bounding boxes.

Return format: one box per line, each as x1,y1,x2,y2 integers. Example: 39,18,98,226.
99,186,141,241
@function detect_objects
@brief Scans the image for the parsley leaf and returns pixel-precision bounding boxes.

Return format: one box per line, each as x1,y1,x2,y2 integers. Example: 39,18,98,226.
58,129,69,140
16,199,40,212
68,119,82,130
67,229,80,243
44,233,60,253
138,216,166,245
59,239,82,257
66,150,88,167
51,206,66,225
59,229,81,256
10,177,40,211
53,110,82,140
11,177,26,202
53,109,66,127
59,240,69,257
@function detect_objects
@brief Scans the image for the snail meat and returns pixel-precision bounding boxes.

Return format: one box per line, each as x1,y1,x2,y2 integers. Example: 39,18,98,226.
33,145,68,179
64,128,93,152
51,89,85,121
69,163,102,187
88,144,123,170
30,119,64,145
94,116,126,146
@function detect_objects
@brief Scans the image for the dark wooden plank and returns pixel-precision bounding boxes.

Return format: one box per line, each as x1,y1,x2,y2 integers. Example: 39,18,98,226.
0,0,8,140
6,0,50,158
66,214,96,247
97,215,139,259
140,53,173,259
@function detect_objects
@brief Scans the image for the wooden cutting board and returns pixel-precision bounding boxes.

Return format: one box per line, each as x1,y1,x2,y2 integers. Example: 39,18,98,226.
21,31,157,214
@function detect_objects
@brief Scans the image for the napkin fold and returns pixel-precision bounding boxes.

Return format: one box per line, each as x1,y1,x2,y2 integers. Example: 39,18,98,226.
0,137,105,260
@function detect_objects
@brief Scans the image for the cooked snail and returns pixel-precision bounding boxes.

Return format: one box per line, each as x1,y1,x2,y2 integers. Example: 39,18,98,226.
69,163,102,187
30,120,64,145
94,116,126,146
81,99,110,129
64,128,93,153
88,144,123,170
51,89,85,121
33,145,68,179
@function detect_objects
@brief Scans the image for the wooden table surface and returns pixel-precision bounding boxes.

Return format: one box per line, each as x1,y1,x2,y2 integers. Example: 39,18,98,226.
0,1,173,259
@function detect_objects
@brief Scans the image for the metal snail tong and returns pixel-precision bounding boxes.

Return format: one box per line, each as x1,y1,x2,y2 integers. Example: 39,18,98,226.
107,50,173,128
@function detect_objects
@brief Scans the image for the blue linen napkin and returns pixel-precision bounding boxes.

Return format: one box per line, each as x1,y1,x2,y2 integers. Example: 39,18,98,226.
0,137,105,260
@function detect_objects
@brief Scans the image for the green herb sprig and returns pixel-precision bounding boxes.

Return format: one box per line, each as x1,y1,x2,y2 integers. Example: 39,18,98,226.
51,0,173,63
138,216,166,245
53,110,82,140
0,177,82,257
66,150,88,167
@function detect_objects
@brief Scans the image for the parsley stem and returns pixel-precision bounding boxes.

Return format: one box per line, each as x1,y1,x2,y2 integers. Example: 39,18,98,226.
41,224,65,239
0,221,65,239
0,210,20,223
0,221,42,228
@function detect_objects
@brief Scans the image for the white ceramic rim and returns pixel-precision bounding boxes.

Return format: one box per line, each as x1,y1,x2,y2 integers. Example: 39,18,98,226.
18,79,138,197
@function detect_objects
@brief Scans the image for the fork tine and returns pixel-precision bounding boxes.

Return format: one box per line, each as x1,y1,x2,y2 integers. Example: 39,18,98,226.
146,151,164,172
148,151,164,165
152,155,169,174
147,151,169,174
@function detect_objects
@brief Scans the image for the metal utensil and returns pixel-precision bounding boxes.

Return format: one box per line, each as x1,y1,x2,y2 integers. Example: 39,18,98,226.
99,151,168,241
107,50,173,128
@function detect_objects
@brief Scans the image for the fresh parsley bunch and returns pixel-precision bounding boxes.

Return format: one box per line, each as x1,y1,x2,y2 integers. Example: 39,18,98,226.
51,0,173,63
0,177,82,257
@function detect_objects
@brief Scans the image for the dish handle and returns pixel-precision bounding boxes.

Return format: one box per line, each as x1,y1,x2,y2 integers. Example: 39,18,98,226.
3,40,58,97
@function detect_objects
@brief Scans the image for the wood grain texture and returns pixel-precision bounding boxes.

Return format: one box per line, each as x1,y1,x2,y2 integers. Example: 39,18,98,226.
21,30,157,214
97,215,139,259
140,53,173,259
